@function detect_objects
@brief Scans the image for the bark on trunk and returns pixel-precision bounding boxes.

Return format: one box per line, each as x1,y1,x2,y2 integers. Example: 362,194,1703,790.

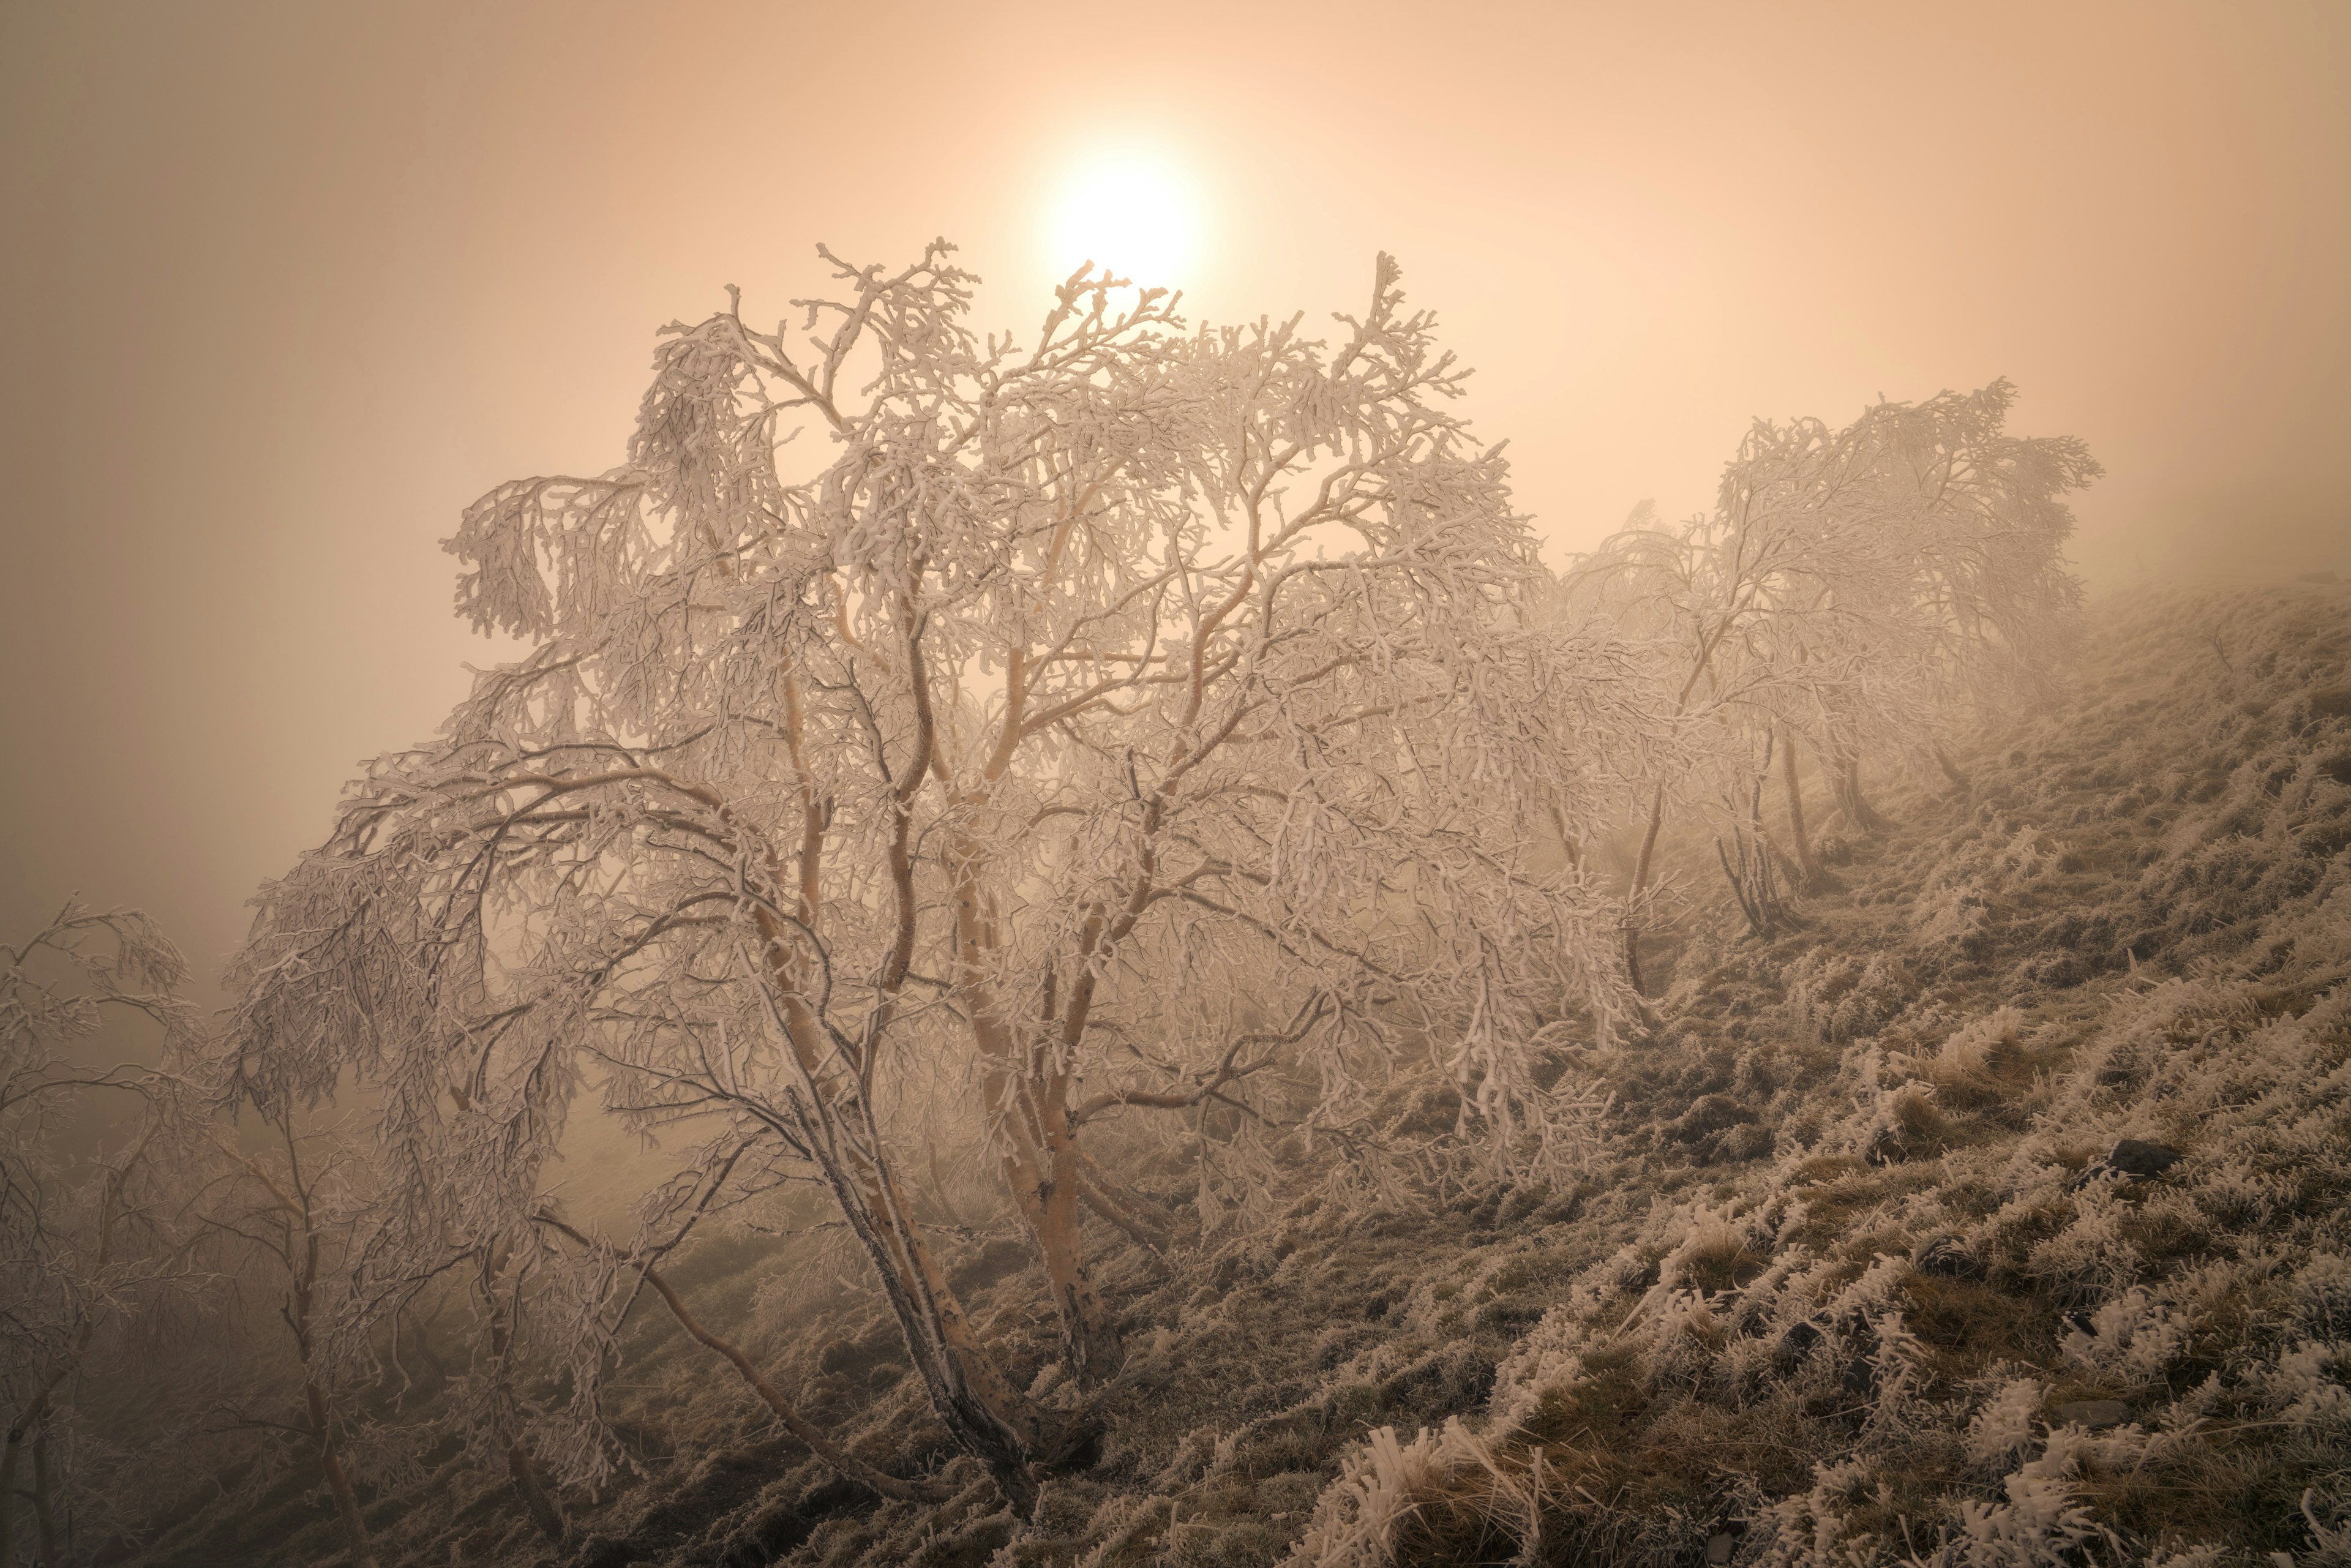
306,1381,380,1568
32,1430,61,1567
1780,734,1821,884
1005,1130,1122,1382
1,1422,21,1568
749,907,1044,1512
949,871,1124,1387
1839,756,1891,831
1621,782,1668,999
505,1441,568,1544
746,628,1051,1512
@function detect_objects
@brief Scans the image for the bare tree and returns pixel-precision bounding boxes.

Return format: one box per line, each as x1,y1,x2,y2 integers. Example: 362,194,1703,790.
190,1113,386,1568
1844,379,2101,757
0,906,195,1567
1566,383,2095,980
225,242,1632,1510
529,1169,942,1505
1564,437,1914,986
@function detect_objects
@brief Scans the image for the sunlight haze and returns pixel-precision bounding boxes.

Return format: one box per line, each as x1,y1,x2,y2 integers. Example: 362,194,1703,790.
5,4,2351,1560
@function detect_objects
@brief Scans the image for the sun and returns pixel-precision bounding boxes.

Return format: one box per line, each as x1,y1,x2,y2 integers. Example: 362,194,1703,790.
1044,151,1202,290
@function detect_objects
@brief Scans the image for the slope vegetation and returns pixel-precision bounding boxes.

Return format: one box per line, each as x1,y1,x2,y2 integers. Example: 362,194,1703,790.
118,582,2351,1567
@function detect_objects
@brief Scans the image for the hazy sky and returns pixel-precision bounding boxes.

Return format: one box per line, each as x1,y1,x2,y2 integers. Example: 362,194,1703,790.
3,0,2347,984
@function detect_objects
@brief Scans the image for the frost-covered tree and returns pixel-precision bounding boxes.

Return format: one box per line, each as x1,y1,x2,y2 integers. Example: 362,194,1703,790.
1839,380,2101,789
226,242,1633,1509
1564,441,1917,982
189,1114,388,1568
1566,382,2095,976
0,906,196,1566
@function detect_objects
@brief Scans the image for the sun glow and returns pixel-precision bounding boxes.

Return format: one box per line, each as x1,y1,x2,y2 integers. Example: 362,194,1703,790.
1044,151,1203,290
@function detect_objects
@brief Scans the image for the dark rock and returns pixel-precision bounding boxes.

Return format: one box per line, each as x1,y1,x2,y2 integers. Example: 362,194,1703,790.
1673,1093,1758,1143
1840,1356,1877,1396
1911,1235,1983,1280
2048,1398,2133,1430
2109,1139,2184,1179
1772,1319,1823,1370
2069,1139,2186,1190
1706,1532,1738,1565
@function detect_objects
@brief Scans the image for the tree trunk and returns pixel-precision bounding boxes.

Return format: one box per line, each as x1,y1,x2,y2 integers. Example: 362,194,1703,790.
1,1421,21,1568
1835,755,1891,832
1621,782,1668,999
1037,1125,1123,1382
504,1441,568,1544
2,1359,77,1568
752,912,1044,1513
1780,733,1821,882
32,1430,61,1567
947,869,1125,1387
993,1068,1121,1384
305,1380,380,1568
538,1214,937,1504
746,649,1054,1513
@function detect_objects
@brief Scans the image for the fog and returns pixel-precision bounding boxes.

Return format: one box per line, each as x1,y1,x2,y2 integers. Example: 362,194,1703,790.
3,6,2349,1562
0,0,2343,978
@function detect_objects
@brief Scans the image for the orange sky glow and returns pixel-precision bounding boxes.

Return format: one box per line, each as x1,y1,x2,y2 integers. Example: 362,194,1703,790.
2,0,2346,975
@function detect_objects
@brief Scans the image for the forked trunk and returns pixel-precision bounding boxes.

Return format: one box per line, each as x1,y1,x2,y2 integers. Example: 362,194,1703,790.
949,858,1125,1387
853,1171,1042,1514
751,913,1045,1512
1005,1114,1123,1383
1621,782,1667,1000
1780,733,1822,883
1832,754,1891,832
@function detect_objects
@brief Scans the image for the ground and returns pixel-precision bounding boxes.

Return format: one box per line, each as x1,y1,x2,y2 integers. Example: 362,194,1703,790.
111,581,2351,1567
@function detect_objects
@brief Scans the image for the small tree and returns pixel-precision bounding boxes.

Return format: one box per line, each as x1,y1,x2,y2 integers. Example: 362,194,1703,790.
190,1113,388,1568
0,906,195,1566
1842,380,2101,781
1564,435,1918,985
1567,383,2096,977
228,242,1632,1509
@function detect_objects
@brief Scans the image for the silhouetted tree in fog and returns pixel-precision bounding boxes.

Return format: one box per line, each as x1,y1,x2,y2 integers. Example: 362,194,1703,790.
0,907,195,1566
1566,382,2095,980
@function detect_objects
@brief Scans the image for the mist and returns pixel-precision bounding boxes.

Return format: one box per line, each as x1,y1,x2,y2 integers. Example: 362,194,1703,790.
3,4,2348,1564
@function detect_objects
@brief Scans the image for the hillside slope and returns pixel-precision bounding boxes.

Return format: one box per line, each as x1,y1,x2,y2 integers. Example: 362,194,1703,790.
119,582,2351,1567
